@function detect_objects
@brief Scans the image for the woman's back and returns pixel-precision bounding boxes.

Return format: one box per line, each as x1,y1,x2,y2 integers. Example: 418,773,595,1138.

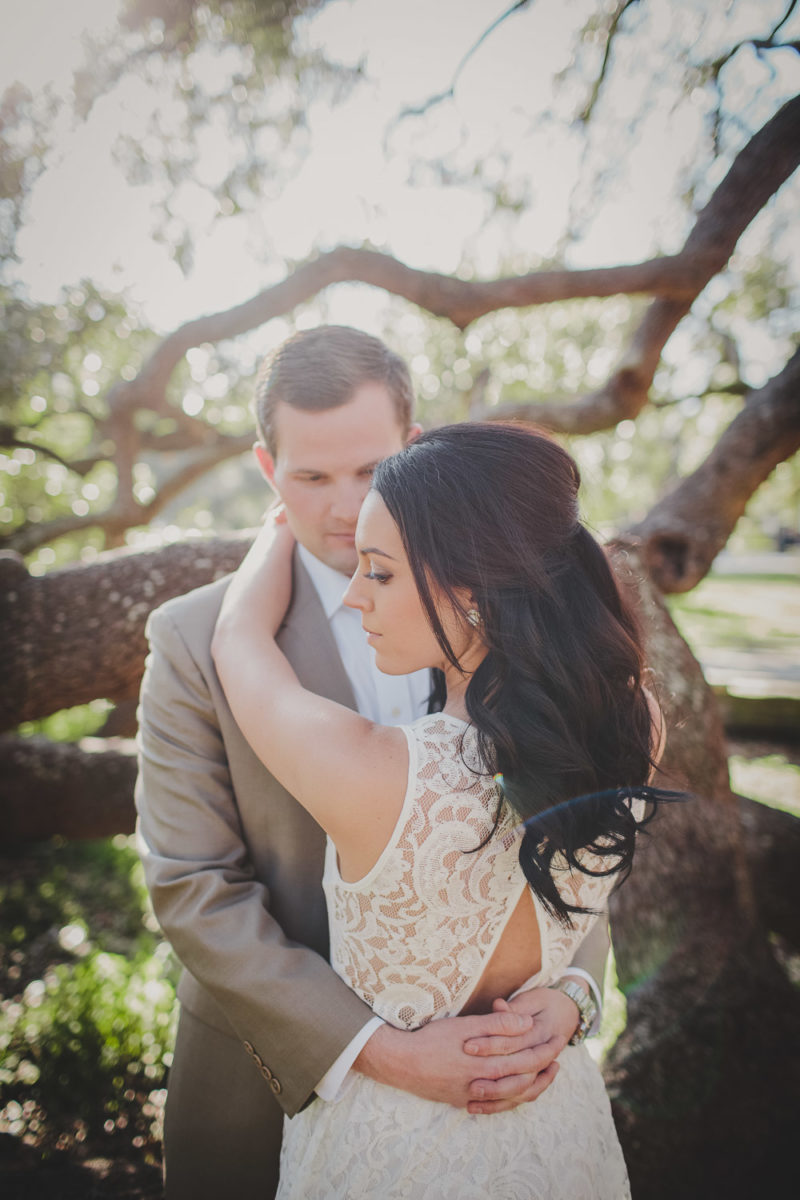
323,714,622,1030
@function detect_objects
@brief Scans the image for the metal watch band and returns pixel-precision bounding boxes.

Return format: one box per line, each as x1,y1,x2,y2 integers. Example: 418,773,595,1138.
547,978,598,1045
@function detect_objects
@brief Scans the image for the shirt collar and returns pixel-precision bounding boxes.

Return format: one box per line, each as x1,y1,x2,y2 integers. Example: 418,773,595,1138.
297,543,352,621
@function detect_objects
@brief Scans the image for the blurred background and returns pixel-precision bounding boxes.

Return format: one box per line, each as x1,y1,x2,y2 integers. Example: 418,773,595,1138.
1,0,798,1195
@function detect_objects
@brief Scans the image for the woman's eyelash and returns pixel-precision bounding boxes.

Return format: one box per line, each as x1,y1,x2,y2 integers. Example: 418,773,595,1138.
364,570,391,583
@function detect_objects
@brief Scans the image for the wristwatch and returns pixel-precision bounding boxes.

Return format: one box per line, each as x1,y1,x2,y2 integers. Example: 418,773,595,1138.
548,978,598,1044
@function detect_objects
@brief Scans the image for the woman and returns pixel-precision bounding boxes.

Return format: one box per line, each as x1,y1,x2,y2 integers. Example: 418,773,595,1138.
212,422,669,1199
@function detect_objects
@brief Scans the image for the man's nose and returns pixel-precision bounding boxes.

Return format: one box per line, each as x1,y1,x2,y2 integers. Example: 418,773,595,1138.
329,478,369,524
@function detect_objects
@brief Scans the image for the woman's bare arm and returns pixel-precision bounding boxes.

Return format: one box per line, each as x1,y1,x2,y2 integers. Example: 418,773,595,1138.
211,519,408,876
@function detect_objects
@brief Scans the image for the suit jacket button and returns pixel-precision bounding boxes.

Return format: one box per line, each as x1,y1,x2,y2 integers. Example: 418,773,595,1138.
270,1078,282,1094
253,1052,265,1070
243,1041,255,1057
260,1064,273,1081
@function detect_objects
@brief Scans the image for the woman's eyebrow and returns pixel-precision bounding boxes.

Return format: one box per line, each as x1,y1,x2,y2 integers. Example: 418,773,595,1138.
359,546,397,560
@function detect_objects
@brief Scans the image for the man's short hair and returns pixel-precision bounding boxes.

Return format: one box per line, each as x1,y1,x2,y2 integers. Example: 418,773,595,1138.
254,325,415,455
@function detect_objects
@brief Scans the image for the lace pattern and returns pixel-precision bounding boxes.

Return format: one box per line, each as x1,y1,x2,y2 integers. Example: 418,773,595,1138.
280,713,633,1199
323,713,627,1030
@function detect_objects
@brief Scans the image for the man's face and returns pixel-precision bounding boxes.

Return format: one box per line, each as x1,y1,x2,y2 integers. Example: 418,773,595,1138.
256,381,417,575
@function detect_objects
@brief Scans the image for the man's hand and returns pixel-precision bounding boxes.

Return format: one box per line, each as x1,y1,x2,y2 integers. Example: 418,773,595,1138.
354,1006,561,1114
460,986,583,1114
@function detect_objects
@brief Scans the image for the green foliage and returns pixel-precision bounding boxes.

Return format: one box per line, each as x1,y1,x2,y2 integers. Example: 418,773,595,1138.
71,0,354,270
0,951,175,1153
0,83,59,270
17,701,114,744
0,838,177,1159
0,281,160,568
0,279,267,569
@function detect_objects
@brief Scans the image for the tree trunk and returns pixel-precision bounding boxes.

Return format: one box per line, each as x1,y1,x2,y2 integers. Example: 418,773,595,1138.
604,546,800,1199
736,793,800,952
0,735,138,842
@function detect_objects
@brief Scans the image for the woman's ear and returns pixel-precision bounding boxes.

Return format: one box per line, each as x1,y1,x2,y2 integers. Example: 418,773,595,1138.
454,589,482,629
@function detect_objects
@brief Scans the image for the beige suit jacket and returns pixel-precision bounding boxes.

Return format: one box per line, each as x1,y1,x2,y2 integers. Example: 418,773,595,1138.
135,553,374,1118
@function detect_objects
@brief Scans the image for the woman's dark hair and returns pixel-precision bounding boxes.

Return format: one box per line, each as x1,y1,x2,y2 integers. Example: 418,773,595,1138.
373,421,677,925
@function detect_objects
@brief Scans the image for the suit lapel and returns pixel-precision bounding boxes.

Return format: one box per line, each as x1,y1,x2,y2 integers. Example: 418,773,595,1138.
277,552,358,712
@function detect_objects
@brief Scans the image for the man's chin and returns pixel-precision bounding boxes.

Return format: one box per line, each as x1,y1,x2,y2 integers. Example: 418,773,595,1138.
319,544,359,576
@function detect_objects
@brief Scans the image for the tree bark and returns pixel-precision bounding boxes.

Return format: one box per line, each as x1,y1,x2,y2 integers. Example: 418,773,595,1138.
736,792,800,951
623,348,800,591
603,546,800,1199
0,735,137,842
0,537,249,732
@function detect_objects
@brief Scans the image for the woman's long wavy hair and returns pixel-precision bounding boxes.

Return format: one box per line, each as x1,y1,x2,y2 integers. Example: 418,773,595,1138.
373,422,677,924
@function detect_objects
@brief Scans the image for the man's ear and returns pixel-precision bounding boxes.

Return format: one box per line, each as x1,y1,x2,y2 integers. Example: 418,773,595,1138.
406,422,423,446
253,442,277,489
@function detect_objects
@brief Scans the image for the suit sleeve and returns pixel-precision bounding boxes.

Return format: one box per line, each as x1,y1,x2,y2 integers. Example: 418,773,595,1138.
568,912,609,990
559,914,609,1032
134,602,374,1117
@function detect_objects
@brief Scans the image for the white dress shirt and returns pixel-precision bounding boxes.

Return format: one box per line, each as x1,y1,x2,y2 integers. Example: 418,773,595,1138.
297,545,431,725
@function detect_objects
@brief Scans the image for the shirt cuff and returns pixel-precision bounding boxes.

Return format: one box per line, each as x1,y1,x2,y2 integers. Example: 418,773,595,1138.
315,1017,384,1102
554,966,603,1035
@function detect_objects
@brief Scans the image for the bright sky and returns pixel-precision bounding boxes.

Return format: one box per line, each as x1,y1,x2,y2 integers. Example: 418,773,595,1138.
2,0,799,349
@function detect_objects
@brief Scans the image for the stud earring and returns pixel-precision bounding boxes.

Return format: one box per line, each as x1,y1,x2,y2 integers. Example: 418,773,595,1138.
466,608,481,628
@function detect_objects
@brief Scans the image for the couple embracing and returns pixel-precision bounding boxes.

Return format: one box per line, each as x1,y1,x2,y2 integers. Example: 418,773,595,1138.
136,325,667,1199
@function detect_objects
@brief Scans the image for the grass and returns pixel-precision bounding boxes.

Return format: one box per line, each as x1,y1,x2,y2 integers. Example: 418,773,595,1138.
668,572,799,814
728,749,800,816
667,573,800,659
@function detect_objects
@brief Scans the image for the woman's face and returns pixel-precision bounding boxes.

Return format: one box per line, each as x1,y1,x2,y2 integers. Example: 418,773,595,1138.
343,490,478,677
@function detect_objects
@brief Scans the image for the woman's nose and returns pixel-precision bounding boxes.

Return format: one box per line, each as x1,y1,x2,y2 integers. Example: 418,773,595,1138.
343,570,368,612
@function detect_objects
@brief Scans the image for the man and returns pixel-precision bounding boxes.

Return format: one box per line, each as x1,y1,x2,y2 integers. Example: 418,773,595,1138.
135,326,607,1198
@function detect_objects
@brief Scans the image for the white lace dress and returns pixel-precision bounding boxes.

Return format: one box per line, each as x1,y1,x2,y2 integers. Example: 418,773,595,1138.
277,714,632,1200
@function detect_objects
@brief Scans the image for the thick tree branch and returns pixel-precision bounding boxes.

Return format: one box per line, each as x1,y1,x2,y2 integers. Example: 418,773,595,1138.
620,347,800,592
119,249,705,417
6,100,798,556
0,536,250,731
97,82,800,448
0,735,137,842
478,95,800,434
116,90,800,428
